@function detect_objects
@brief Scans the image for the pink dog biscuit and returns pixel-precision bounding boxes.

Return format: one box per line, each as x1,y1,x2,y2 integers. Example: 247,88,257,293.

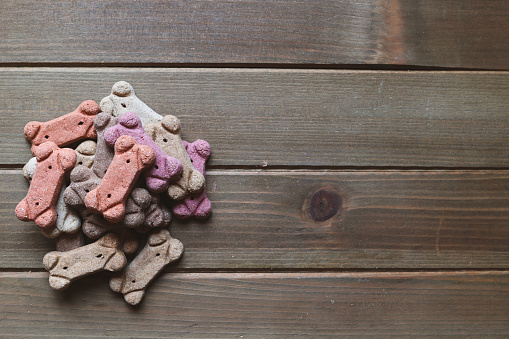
16,142,76,228
109,228,183,305
173,140,212,219
104,112,183,193
24,100,100,152
43,233,127,291
85,135,155,223
92,113,118,178
145,115,205,200
23,157,81,238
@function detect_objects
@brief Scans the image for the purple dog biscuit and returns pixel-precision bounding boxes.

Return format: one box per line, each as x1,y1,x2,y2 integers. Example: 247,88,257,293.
173,140,212,219
104,112,183,193
92,113,118,178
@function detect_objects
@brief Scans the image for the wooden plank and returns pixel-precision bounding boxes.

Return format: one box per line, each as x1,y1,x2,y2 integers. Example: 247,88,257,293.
1,271,508,337
3,169,509,269
1,1,509,68
1,68,509,167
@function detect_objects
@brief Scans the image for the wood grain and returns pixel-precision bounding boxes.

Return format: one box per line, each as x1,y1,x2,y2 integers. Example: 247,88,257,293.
1,1,509,68
3,169,508,269
1,68,509,167
1,271,508,337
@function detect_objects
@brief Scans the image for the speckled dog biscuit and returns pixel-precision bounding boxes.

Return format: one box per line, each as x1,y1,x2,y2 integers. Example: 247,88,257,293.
145,115,205,200
100,81,163,126
75,140,97,168
43,233,127,291
92,113,118,178
104,112,183,193
144,193,172,229
173,140,212,219
16,142,76,228
85,135,155,223
24,100,100,152
109,229,183,305
23,157,81,238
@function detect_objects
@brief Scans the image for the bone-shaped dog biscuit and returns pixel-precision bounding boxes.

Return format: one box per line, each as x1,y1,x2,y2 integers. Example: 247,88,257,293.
85,135,155,223
104,112,183,193
44,233,127,291
16,142,76,228
173,140,212,219
109,228,183,305
65,166,151,230
145,115,205,200
75,140,97,168
24,100,99,152
92,113,118,178
100,81,163,126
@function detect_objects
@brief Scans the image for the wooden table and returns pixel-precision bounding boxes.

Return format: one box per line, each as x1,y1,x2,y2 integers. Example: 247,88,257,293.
1,1,508,337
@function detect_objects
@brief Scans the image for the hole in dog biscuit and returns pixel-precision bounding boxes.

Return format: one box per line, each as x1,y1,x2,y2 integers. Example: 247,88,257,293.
48,166,52,169
190,159,193,162
126,159,130,163
107,194,111,198
85,189,89,193
45,135,49,139
155,165,158,169
96,254,103,258
121,103,126,108
78,121,84,125
78,162,82,165
132,280,136,283
163,138,167,143
63,266,68,270
156,253,160,256
35,202,39,206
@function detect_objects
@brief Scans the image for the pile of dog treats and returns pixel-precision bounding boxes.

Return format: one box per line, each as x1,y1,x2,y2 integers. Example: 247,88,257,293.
15,81,211,305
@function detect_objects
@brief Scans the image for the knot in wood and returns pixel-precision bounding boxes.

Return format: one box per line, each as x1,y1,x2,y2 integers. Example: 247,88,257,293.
309,189,341,222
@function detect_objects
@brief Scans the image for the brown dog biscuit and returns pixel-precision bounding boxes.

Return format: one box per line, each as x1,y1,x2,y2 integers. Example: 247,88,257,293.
85,135,155,223
145,115,205,200
109,228,183,305
75,140,97,168
16,142,76,228
92,113,118,178
144,193,172,229
100,81,163,126
55,231,85,252
43,233,127,291
24,100,100,152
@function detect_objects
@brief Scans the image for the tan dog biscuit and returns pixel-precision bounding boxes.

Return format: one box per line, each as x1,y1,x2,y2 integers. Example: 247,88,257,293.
75,140,97,168
100,81,163,126
92,113,118,178
24,100,100,152
145,115,205,200
85,136,155,223
44,233,127,291
109,229,183,305
16,142,76,228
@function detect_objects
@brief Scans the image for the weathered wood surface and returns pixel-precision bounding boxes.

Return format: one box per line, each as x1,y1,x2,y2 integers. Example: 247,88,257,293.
1,1,509,69
1,69,509,168
3,169,508,269
1,271,508,337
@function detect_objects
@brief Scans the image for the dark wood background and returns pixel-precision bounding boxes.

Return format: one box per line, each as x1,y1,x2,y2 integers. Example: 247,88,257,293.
1,1,508,337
